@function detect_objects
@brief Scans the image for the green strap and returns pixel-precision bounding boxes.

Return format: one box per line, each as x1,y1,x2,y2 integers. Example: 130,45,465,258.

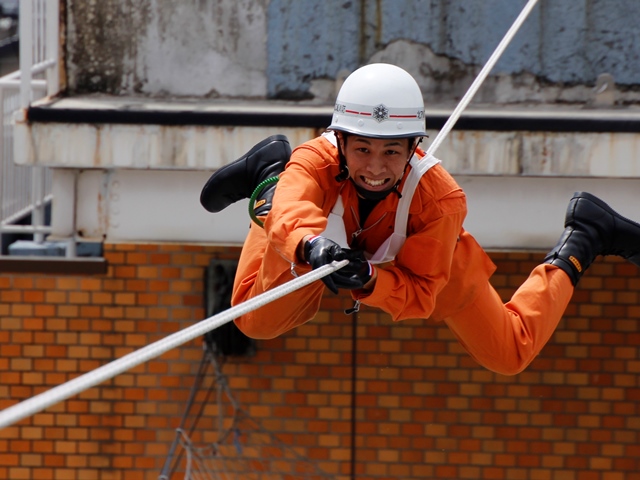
249,176,280,228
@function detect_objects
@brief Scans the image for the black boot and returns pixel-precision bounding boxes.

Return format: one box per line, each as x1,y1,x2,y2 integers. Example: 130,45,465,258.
200,135,291,213
543,191,640,286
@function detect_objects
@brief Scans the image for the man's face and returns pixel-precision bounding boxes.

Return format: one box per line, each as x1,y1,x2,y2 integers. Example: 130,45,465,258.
341,135,412,192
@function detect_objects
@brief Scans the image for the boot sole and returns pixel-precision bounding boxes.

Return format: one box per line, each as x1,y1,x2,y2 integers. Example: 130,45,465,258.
200,135,290,212
572,191,640,267
234,134,290,166
214,134,290,180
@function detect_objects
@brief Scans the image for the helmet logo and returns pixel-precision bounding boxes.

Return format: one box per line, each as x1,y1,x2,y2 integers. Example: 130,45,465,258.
372,104,389,123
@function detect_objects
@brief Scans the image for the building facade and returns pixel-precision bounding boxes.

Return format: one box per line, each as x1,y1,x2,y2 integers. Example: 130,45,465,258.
1,1,640,479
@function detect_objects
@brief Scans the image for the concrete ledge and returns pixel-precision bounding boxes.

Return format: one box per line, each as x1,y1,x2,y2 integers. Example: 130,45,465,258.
0,256,108,275
24,95,640,132
14,96,640,177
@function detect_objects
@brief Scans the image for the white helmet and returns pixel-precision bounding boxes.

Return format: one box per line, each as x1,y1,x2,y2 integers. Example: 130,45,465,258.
329,63,427,138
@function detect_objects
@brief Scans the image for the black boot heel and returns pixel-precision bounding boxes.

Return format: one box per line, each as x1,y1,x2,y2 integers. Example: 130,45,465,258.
544,191,640,285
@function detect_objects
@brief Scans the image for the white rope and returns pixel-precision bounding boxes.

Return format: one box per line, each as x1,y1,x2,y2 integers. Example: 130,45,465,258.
0,259,348,429
426,0,540,156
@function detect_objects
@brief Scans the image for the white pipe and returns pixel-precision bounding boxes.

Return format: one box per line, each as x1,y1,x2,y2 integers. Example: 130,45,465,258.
19,0,33,109
0,79,48,90
0,259,348,429
0,225,52,234
31,166,45,243
427,0,541,156
0,61,56,91
31,59,57,76
45,0,60,95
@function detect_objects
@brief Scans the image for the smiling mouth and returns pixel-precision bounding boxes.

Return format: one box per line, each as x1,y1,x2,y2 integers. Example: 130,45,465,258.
361,176,390,189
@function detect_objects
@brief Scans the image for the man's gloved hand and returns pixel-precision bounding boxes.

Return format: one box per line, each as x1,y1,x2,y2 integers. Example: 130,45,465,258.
304,236,374,294
332,248,374,291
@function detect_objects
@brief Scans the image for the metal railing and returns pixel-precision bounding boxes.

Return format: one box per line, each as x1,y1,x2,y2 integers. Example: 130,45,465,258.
0,0,59,253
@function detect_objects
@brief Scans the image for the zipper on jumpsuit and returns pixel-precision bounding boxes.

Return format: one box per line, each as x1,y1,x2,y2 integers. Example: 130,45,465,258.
345,206,387,315
349,205,387,242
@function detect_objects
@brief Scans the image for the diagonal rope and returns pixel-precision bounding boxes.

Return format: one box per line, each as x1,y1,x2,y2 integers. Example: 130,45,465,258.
426,0,540,157
0,259,348,430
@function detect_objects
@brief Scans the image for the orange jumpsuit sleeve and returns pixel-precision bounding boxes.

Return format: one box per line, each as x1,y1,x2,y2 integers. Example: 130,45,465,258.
264,138,341,264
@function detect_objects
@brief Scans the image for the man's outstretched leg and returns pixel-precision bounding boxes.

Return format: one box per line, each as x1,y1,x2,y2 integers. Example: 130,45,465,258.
445,191,640,375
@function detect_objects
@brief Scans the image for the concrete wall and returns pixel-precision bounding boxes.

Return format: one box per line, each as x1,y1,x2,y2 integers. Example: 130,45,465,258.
66,0,640,105
65,0,269,98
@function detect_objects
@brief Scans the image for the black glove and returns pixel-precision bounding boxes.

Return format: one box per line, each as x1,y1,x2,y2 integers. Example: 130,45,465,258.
304,236,373,294
331,248,374,291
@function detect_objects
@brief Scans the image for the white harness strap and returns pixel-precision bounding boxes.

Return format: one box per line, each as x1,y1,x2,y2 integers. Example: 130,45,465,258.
320,131,441,264
322,191,350,248
367,152,440,264
320,132,351,248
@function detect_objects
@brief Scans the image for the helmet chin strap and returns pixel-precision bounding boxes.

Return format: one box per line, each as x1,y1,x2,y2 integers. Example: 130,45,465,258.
334,136,351,182
335,161,350,182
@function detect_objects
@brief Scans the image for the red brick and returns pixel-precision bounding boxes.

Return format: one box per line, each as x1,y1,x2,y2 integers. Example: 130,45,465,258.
1,249,639,480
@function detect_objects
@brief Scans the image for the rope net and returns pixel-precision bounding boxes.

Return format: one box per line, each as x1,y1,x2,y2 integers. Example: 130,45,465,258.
160,345,332,480
175,420,332,480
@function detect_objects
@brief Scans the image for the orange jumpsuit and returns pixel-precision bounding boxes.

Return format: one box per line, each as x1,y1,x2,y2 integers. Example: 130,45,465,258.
233,135,574,375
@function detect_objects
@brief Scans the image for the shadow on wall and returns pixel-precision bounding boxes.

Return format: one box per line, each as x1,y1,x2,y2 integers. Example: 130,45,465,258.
203,259,257,357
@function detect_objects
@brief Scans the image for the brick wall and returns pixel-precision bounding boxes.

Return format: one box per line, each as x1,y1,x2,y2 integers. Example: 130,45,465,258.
1,244,639,480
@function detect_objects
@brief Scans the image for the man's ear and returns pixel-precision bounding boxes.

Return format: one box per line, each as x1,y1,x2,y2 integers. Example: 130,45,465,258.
336,132,346,151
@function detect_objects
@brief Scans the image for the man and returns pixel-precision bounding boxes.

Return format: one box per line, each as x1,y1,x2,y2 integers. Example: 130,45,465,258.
201,63,640,375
